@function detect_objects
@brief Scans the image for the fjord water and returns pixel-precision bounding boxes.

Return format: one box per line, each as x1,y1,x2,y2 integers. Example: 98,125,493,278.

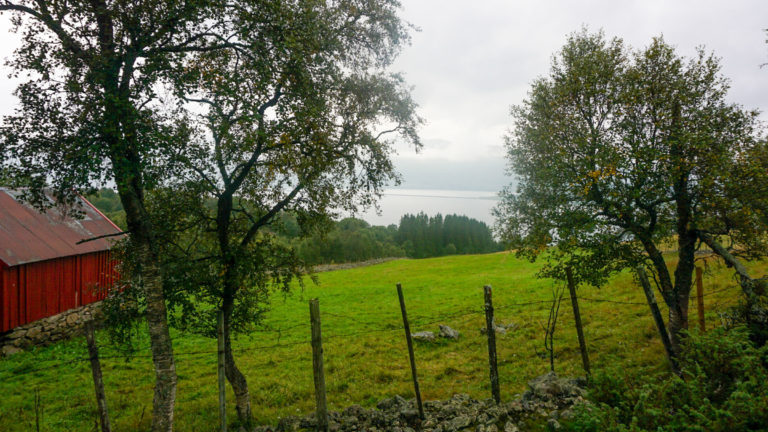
353,189,500,226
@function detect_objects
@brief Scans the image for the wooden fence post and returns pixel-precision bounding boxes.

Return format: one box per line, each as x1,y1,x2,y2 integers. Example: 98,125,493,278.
565,268,590,376
85,320,111,432
637,267,680,376
483,285,501,404
396,283,425,419
34,387,42,432
217,310,226,432
695,267,705,332
309,299,329,432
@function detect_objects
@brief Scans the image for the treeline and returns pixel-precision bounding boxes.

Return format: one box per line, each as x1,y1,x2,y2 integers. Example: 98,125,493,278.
396,212,502,258
87,189,501,264
292,218,406,264
87,188,127,229
281,211,502,264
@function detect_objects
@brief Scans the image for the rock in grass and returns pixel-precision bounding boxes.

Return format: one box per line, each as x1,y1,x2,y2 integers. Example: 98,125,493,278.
523,372,585,406
439,325,460,339
480,322,517,335
377,394,408,411
445,414,472,431
1,345,21,356
411,331,436,342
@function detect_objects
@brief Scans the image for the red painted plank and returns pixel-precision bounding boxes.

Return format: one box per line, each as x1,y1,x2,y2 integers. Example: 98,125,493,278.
0,251,119,333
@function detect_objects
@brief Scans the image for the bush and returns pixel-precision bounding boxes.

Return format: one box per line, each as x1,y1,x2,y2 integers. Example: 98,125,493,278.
563,327,768,432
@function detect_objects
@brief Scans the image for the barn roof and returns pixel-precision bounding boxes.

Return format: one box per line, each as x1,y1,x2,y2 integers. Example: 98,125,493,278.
0,188,124,267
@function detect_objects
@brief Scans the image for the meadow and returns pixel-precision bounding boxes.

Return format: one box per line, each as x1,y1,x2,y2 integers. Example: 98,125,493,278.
0,252,761,431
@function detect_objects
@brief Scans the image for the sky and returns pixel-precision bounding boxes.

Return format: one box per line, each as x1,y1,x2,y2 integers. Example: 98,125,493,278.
1,1,767,225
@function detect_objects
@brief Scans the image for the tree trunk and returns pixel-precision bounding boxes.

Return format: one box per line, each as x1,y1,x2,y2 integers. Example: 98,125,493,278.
115,176,177,432
222,296,253,428
93,10,178,425
143,248,178,432
639,234,690,357
215,192,254,428
666,230,697,354
665,296,687,356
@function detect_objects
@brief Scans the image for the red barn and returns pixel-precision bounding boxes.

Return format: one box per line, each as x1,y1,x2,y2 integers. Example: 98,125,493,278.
0,189,122,333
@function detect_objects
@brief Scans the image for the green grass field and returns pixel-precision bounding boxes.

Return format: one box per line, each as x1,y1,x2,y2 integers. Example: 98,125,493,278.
0,252,762,431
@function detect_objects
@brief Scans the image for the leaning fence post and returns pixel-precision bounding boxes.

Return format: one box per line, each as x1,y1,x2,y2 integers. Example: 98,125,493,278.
565,267,590,376
695,267,705,332
636,266,680,376
309,299,329,432
483,285,501,404
396,283,425,419
85,320,111,432
217,310,227,432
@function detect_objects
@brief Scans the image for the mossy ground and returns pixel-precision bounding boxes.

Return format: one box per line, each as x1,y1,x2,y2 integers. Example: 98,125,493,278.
0,252,762,431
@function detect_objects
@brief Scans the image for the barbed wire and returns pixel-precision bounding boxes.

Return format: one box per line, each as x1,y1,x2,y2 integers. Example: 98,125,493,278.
91,285,741,356
0,286,746,379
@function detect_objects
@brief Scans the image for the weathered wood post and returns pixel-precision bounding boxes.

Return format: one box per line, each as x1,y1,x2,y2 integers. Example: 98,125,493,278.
695,266,705,332
309,298,329,432
565,267,590,376
396,283,425,419
483,285,501,404
637,266,680,376
34,387,42,432
217,310,227,432
85,320,111,432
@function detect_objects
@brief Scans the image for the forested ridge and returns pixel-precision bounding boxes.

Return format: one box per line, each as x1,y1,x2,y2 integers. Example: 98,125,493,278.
87,189,502,264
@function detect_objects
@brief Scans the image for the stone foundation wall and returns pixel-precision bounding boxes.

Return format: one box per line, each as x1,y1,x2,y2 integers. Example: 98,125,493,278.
0,302,103,357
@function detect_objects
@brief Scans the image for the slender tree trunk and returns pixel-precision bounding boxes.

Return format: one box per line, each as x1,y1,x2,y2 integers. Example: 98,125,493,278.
120,190,178,432
665,298,687,357
92,4,179,424
114,161,177,431
667,230,697,353
222,296,253,427
639,235,687,356
666,101,695,357
142,249,177,432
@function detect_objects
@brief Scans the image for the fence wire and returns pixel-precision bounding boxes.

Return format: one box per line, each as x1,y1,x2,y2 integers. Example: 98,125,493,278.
1,283,744,379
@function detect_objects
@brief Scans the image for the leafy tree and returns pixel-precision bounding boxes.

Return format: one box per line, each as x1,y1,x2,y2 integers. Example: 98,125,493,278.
495,30,768,357
0,1,290,429
148,2,421,425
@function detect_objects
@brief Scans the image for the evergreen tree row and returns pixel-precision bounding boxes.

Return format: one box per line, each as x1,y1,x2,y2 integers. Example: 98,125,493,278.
396,212,502,259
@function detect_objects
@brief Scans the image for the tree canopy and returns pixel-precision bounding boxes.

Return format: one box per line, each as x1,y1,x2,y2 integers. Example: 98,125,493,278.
495,30,768,355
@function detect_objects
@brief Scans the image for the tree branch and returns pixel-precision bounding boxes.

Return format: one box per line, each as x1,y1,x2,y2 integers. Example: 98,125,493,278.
1,1,90,60
239,183,303,249
77,231,129,244
697,231,755,297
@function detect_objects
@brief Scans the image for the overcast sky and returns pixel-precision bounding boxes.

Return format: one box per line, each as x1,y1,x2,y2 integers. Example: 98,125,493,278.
1,1,767,223
389,0,768,192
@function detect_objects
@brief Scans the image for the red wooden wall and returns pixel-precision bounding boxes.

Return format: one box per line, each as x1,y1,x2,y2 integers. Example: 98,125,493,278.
0,250,117,333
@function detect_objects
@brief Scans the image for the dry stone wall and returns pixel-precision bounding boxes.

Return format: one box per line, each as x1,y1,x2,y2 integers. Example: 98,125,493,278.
0,302,102,356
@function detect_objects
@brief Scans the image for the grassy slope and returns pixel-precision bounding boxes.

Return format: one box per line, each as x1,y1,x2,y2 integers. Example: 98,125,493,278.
0,252,762,431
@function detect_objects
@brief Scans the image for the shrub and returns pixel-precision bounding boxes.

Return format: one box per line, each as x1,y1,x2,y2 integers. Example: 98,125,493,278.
563,327,768,432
